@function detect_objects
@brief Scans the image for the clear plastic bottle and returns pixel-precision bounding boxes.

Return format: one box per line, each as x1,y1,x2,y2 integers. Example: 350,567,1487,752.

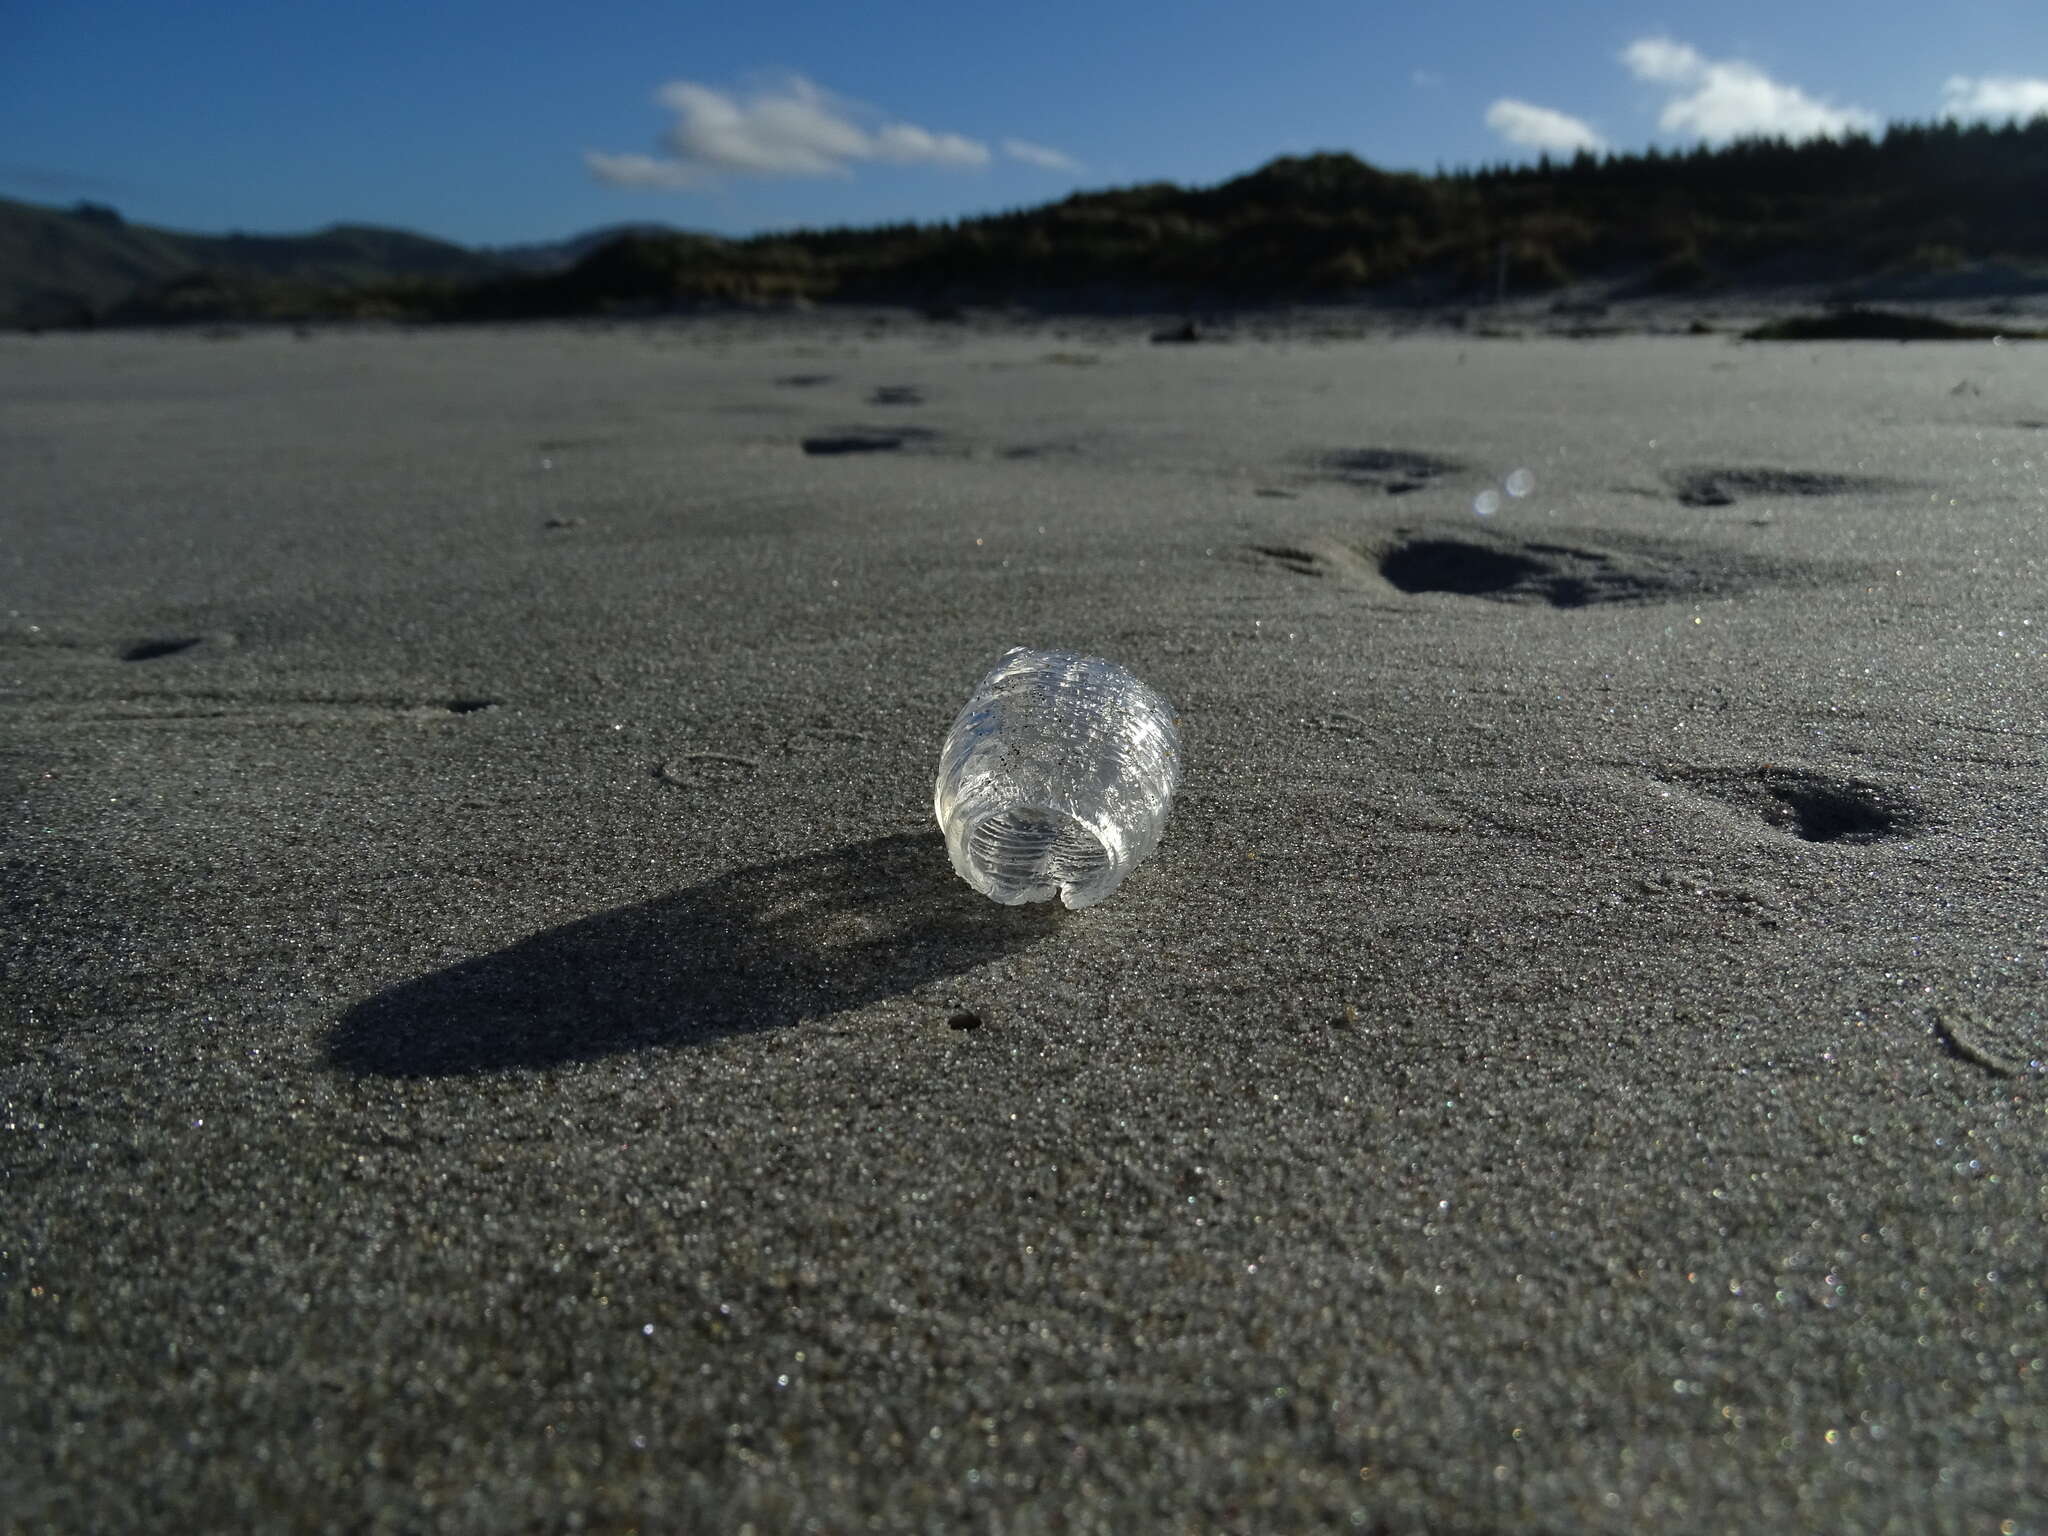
934,647,1183,909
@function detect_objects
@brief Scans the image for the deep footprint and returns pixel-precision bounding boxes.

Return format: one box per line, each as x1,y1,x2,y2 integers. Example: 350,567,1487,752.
802,427,938,455
1376,535,1725,606
1667,466,1892,508
121,637,206,662
1657,765,1926,844
1000,442,1084,460
1322,448,1463,495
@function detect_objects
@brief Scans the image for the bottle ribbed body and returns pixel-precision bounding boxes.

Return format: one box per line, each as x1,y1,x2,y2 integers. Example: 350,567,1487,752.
934,648,1182,909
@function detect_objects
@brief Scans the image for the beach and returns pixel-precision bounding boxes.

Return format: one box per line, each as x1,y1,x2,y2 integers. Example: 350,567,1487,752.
5,316,2044,1530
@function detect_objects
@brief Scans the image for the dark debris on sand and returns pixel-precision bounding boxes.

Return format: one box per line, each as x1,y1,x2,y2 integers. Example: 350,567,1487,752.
1745,308,2045,342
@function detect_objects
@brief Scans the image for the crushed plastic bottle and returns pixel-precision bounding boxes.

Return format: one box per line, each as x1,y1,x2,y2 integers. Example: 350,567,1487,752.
934,647,1183,909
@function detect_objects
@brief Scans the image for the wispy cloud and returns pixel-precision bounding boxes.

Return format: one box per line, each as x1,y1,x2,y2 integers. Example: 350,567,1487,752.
1621,36,1877,143
1941,75,2048,121
584,152,699,190
588,75,990,190
1002,138,1082,172
1484,98,1606,155
1412,69,1443,90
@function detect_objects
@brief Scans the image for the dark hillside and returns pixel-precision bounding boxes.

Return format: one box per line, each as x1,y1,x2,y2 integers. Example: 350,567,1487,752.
12,116,2048,327
0,198,506,327
431,117,2048,318
0,200,196,326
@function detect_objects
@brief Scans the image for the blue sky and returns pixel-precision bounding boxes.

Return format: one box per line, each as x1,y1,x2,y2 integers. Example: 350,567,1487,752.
4,1,2045,247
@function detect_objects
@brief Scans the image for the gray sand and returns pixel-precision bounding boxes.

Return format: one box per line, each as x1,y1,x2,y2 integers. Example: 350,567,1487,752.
4,319,2045,1531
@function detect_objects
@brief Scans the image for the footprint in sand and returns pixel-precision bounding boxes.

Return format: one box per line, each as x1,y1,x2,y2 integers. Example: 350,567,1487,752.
802,426,941,456
1248,525,1847,608
1319,448,1465,497
999,442,1086,461
1931,1007,2044,1077
114,629,244,662
1372,531,1782,607
120,636,210,662
1666,466,1896,508
1653,763,1928,845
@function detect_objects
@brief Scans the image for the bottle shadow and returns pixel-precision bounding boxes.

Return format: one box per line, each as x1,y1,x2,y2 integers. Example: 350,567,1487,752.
327,832,1059,1078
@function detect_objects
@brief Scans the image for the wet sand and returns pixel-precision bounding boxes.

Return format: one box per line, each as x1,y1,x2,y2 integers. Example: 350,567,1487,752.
4,318,2045,1530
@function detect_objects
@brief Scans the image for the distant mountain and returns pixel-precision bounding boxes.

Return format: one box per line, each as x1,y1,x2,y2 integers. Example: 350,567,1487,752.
1,200,195,326
0,201,741,325
0,196,513,326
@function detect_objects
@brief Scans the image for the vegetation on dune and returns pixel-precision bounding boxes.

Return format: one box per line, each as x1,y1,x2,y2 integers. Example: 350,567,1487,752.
426,116,2048,317
8,115,2048,328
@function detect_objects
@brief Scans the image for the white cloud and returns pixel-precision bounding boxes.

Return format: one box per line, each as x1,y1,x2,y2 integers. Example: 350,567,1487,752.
1621,36,1877,143
872,122,989,167
590,75,992,189
585,151,702,189
1412,69,1444,90
1620,38,1704,86
1941,75,2048,121
1485,98,1606,154
1003,137,1082,172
